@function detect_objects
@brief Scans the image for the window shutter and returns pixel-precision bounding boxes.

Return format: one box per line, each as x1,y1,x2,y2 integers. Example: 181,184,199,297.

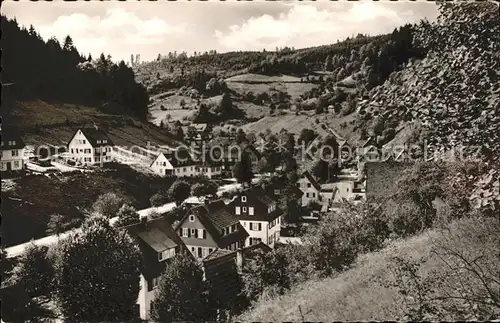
203,230,207,239
258,223,262,231
194,229,198,238
188,229,191,238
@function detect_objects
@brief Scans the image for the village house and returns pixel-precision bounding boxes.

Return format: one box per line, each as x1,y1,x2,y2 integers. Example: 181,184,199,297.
319,183,337,208
297,171,322,206
338,140,354,164
175,199,249,260
201,243,272,316
67,127,114,166
182,123,213,145
150,147,198,177
0,126,26,173
262,179,303,207
125,217,191,320
225,144,259,177
195,162,223,179
227,186,282,248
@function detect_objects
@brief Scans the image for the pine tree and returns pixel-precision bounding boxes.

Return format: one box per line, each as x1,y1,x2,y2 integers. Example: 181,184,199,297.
324,55,333,71
63,35,74,51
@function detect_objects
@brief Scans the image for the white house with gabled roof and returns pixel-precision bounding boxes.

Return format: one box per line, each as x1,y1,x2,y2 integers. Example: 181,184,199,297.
67,127,114,166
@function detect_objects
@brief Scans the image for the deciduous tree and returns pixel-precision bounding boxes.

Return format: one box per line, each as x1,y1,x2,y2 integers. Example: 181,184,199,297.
150,251,213,321
52,215,141,321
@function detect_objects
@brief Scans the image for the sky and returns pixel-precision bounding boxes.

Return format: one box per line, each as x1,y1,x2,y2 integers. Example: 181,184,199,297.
2,0,438,63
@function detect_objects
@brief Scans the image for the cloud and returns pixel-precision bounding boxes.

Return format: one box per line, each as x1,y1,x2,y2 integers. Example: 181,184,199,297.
214,2,426,51
37,8,186,61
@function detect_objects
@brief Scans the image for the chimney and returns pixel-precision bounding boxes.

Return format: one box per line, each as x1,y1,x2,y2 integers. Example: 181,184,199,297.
141,216,148,229
236,248,243,273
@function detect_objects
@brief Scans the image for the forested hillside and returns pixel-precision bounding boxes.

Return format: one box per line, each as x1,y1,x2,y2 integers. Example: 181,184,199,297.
1,16,149,120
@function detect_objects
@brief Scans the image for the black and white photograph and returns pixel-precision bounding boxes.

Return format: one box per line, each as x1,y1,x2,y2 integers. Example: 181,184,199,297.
1,0,499,321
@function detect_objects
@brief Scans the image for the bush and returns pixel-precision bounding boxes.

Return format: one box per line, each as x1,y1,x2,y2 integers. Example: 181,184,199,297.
150,190,170,207
10,243,54,298
92,192,125,218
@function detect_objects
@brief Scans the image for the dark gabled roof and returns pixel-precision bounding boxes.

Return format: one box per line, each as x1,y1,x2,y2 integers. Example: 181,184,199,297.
192,123,208,131
301,171,321,191
176,200,249,249
126,217,188,279
161,147,198,167
239,186,276,207
0,126,25,150
262,180,303,200
69,127,114,147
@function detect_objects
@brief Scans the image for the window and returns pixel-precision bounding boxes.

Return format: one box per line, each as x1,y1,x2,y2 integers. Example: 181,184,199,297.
307,183,311,188
183,167,186,171
250,223,262,231
241,196,247,202
242,221,246,227
208,248,213,254
249,238,262,246
235,207,241,215
97,140,101,144
190,228,196,237
11,150,18,157
14,161,20,167
189,215,195,222
198,229,205,239
182,228,188,237
221,228,226,235
249,207,254,215
312,193,316,198
242,206,247,213
103,140,107,144
197,247,203,258
231,224,237,232
71,149,74,154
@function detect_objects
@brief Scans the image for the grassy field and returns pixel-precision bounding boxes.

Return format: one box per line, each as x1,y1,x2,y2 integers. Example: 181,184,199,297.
227,81,316,101
225,73,303,83
238,216,499,321
225,73,317,100
1,164,175,247
5,100,180,148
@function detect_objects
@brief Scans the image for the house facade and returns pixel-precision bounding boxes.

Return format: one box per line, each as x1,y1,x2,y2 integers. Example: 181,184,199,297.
227,186,282,248
175,200,249,260
150,148,198,177
1,127,25,173
67,127,114,166
201,243,272,315
125,217,191,320
297,171,322,206
195,163,223,179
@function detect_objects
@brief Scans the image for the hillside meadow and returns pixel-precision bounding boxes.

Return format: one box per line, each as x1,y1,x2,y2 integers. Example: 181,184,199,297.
238,216,500,321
